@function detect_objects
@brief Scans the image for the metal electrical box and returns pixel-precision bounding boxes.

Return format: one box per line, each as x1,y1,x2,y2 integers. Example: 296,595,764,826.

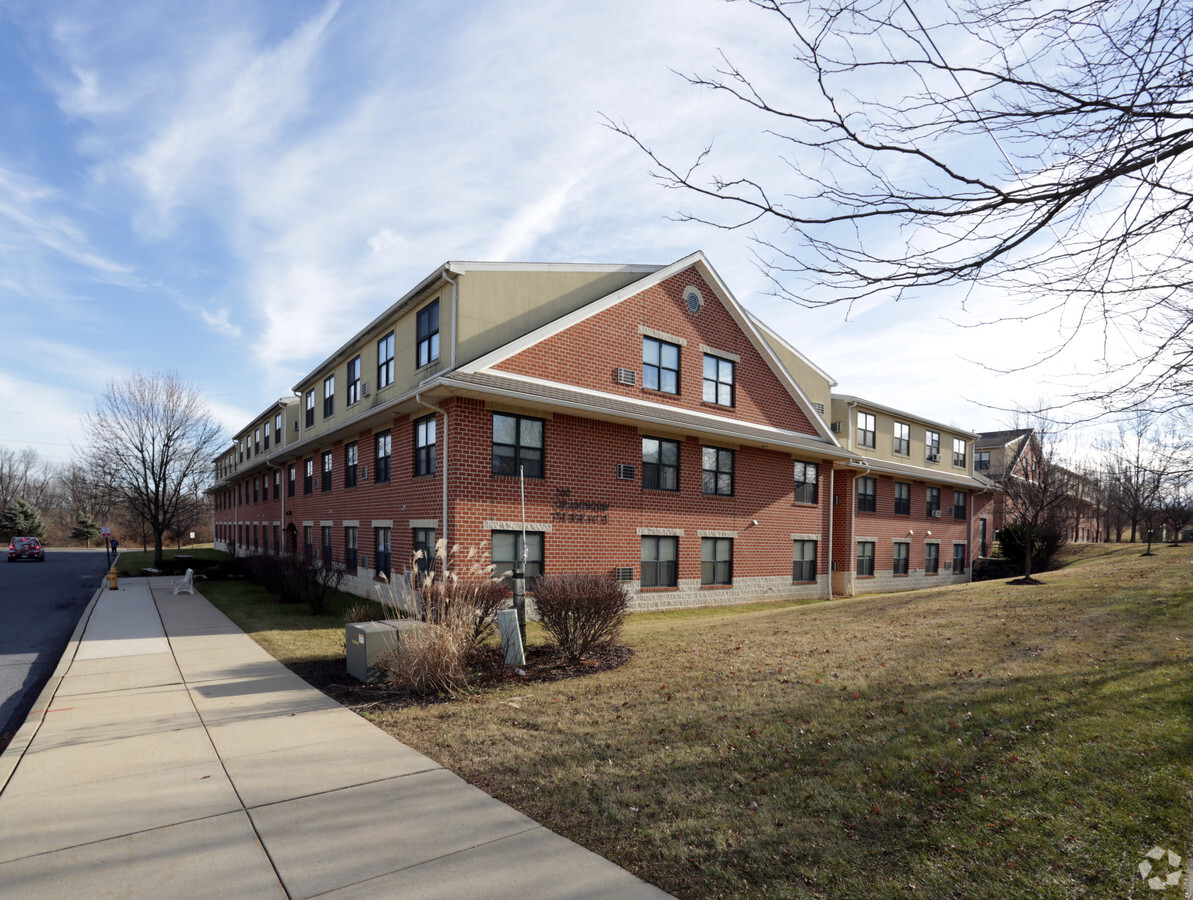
345,619,430,684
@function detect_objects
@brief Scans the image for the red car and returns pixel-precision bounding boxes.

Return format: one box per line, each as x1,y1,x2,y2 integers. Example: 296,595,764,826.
7,537,45,562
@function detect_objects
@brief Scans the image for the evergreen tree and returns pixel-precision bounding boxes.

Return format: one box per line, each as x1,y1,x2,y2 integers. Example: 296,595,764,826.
70,511,102,548
0,498,47,541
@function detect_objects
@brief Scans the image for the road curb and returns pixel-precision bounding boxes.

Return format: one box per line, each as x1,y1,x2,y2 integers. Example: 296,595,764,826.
0,579,108,794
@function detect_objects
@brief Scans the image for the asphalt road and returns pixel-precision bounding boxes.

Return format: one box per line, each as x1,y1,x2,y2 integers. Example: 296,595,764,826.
0,548,111,744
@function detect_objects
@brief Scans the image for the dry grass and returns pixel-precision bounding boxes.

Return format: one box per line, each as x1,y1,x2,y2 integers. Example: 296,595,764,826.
361,545,1193,899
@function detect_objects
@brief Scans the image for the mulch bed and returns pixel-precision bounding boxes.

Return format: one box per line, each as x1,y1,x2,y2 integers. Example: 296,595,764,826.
286,643,633,711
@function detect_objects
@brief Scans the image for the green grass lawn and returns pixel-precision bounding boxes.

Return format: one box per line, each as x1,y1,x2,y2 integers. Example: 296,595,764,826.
199,543,1193,899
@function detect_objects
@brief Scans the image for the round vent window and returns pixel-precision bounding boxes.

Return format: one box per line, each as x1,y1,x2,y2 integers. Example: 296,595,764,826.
684,286,703,314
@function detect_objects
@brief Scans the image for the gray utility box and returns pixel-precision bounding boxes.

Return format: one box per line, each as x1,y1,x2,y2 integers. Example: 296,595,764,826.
345,619,427,683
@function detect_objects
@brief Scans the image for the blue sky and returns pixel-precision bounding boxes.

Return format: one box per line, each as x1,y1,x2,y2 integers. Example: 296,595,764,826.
0,0,1091,465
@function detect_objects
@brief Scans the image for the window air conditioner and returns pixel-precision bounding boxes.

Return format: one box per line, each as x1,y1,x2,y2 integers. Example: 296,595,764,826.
946,506,954,516
928,453,941,462
830,421,842,433
931,510,942,518
616,464,636,480
615,367,636,386
614,567,634,582
360,465,368,479
361,381,370,396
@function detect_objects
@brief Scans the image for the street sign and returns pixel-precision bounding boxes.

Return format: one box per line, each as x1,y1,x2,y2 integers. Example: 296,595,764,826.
101,526,111,537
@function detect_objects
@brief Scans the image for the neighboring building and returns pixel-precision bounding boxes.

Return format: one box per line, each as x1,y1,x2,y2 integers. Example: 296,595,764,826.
212,252,989,610
973,429,1103,552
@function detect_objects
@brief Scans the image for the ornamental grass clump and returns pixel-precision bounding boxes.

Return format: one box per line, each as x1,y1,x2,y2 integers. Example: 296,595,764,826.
375,541,510,695
531,572,628,662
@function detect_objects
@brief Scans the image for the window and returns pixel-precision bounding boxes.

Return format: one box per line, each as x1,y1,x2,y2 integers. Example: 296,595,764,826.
926,486,940,516
701,446,734,496
375,430,391,483
377,332,395,388
492,413,543,478
275,412,283,441
953,490,967,520
926,430,940,459
305,390,315,428
793,461,818,504
893,542,909,575
893,422,910,456
288,464,296,497
413,528,436,579
858,411,876,449
856,541,875,577
643,337,679,394
857,476,876,512
642,437,679,491
641,536,677,588
701,537,732,585
345,441,359,488
253,476,259,503
252,524,258,550
321,526,333,566
273,525,280,554
345,526,358,572
953,543,967,573
702,354,734,406
793,540,817,582
303,526,313,562
975,450,991,471
374,527,391,577
953,438,967,468
254,428,261,455
347,356,361,405
303,459,313,495
274,470,280,501
322,451,333,491
415,415,436,476
492,530,543,589
264,422,271,450
925,543,940,574
417,300,439,368
323,375,335,418
894,481,910,516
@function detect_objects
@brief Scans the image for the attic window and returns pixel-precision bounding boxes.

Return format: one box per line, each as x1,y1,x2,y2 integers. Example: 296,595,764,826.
683,286,703,314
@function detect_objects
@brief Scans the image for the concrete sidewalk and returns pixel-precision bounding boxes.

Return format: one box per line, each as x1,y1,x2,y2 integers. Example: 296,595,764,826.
0,578,670,899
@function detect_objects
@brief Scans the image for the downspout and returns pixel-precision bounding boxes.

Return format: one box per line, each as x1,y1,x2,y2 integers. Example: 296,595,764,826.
826,464,835,601
849,459,872,598
265,457,283,554
416,393,448,547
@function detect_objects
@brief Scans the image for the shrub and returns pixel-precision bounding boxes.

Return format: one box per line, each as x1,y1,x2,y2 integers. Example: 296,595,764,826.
998,521,1068,574
532,572,628,662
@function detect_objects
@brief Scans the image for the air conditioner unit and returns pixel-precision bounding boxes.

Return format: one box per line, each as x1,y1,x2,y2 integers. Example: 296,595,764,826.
614,566,634,582
362,381,370,396
360,464,368,479
830,421,843,433
616,464,636,480
946,506,954,516
615,367,636,386
931,510,942,518
928,453,941,461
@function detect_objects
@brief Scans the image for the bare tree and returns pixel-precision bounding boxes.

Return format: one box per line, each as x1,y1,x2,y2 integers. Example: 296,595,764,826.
80,371,223,566
611,0,1193,415
0,446,53,513
1098,412,1172,544
1157,478,1191,545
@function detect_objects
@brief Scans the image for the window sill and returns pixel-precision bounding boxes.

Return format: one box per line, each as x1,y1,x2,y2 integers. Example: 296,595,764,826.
792,580,817,585
640,586,678,593
701,583,732,590
642,387,680,398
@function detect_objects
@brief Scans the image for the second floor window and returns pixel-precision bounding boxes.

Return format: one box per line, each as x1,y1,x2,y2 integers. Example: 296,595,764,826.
322,451,333,491
642,437,679,491
793,461,818,504
643,337,679,394
927,486,941,516
375,430,391,482
288,464,296,497
347,356,361,405
304,458,313,494
417,300,440,368
975,451,991,470
857,475,876,512
894,481,910,515
378,332,395,388
264,421,271,449
926,430,940,459
415,415,436,476
305,390,315,428
345,441,358,488
954,490,967,520
858,411,876,448
492,413,543,478
893,422,910,456
702,446,734,496
323,375,335,418
702,354,734,406
953,438,967,468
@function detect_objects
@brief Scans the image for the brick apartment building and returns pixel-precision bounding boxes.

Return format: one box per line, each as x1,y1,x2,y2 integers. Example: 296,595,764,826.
211,252,988,610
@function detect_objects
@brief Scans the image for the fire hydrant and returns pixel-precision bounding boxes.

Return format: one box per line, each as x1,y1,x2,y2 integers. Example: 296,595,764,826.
107,566,119,590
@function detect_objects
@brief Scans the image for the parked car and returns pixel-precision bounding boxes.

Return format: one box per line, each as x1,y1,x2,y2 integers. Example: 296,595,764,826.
7,537,45,562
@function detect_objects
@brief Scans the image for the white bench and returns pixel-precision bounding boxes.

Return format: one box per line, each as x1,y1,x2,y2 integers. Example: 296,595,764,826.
171,568,195,595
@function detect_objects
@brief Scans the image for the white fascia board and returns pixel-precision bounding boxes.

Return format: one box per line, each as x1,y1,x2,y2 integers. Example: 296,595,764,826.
460,250,840,446
832,394,979,439
837,455,989,489
445,370,842,458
